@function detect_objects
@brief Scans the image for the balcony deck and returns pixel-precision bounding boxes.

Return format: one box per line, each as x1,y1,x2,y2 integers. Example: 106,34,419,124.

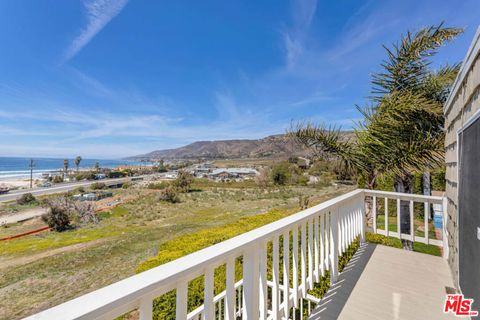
309,243,455,320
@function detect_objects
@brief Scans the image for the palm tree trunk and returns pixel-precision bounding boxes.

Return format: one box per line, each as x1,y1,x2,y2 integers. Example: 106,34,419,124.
394,173,413,249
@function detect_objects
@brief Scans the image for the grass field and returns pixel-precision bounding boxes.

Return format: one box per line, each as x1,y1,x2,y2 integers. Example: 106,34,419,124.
0,183,353,319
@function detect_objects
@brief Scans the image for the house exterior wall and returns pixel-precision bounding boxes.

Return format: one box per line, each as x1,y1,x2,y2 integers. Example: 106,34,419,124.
444,27,480,288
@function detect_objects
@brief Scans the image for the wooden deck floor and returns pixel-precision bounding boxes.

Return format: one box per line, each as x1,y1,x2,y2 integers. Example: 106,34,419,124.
309,243,456,320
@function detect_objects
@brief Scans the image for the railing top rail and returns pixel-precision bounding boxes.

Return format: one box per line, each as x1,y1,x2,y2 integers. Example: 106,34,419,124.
25,189,365,320
26,188,444,320
364,189,444,204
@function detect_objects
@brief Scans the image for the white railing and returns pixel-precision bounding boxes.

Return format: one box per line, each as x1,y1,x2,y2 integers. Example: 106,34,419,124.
364,190,447,257
25,189,446,320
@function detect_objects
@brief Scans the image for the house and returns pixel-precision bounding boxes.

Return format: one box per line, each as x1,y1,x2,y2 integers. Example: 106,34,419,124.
208,168,258,181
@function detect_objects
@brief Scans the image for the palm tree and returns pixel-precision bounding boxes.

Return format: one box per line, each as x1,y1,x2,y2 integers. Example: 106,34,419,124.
74,156,82,172
291,24,462,244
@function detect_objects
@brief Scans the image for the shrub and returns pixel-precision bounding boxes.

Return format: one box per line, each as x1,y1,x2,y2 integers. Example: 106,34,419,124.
147,181,171,190
52,176,64,183
42,198,72,232
75,171,96,181
254,168,270,188
136,209,360,319
90,182,106,190
173,170,194,192
431,167,446,191
156,186,180,203
108,171,126,178
16,193,37,205
297,174,309,186
122,182,132,189
271,161,292,185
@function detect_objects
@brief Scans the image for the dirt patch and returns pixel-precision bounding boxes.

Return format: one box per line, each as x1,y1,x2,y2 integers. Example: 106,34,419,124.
0,238,108,270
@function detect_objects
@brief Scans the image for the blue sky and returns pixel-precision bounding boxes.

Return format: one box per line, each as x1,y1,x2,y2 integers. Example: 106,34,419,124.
0,0,479,159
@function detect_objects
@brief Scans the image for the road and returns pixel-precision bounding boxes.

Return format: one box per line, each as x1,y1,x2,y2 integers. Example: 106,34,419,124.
0,177,134,203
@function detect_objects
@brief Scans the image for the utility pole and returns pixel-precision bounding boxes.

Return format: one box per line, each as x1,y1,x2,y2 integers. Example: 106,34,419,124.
29,159,35,189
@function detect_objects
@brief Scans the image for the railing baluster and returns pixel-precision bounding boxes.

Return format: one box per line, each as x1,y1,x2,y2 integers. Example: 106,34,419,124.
225,256,235,320
385,197,389,237
259,241,268,320
272,236,280,319
396,198,401,239
314,216,319,283
176,281,188,319
204,267,215,320
308,219,314,290
218,298,222,320
410,200,414,242
301,222,307,298
292,226,299,308
330,209,339,283
325,213,330,271
339,207,344,254
424,202,429,245
139,296,153,320
243,245,259,319
319,214,325,277
283,230,290,319
373,195,377,234
360,197,366,243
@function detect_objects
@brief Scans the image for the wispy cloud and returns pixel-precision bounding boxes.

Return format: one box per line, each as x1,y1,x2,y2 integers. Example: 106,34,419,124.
283,0,317,69
63,0,129,62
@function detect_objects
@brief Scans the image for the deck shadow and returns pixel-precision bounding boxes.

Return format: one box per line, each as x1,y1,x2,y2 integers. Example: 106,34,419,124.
308,242,376,320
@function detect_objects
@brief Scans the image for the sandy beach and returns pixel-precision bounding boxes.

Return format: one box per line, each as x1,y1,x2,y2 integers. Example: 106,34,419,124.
0,178,38,189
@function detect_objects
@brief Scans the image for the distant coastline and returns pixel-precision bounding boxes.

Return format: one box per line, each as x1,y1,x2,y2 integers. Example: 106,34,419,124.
0,157,142,181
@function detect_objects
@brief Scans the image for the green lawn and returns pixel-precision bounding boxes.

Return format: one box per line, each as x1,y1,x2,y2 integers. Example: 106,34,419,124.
374,214,437,239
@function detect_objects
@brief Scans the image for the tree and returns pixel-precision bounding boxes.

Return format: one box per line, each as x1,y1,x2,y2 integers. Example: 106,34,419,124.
271,161,292,185
94,161,100,172
16,193,36,205
74,156,82,172
173,170,194,192
291,24,462,246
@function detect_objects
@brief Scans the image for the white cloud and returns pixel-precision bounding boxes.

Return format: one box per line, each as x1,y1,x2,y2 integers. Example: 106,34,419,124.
283,0,318,69
63,0,129,62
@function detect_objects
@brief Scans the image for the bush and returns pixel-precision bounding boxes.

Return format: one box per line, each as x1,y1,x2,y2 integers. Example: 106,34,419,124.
156,186,180,203
122,182,132,189
108,171,126,178
173,170,194,192
90,182,106,190
42,199,72,232
16,193,37,205
431,167,446,191
136,209,360,319
52,176,64,183
255,168,270,188
271,161,292,185
75,171,96,181
147,181,171,190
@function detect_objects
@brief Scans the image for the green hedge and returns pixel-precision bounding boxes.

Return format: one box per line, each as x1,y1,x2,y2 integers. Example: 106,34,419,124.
134,210,362,319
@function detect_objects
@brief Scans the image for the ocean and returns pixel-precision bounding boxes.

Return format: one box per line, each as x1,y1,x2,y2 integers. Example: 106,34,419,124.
0,157,142,180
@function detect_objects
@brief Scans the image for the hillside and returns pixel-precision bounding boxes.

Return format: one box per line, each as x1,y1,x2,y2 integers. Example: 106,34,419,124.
127,132,354,160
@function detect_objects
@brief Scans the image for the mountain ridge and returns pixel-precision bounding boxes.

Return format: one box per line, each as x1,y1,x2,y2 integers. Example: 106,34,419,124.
126,132,353,160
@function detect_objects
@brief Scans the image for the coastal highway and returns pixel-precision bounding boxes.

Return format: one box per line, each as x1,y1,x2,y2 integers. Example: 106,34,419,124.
0,177,136,203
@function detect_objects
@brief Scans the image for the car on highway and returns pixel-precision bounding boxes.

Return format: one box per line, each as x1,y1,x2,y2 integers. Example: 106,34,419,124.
0,185,9,194
39,182,52,188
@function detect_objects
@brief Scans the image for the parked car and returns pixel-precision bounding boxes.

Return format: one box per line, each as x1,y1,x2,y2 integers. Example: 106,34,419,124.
40,182,52,188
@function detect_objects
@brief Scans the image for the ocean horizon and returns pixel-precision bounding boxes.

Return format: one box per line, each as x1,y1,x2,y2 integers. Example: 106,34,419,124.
0,157,142,180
